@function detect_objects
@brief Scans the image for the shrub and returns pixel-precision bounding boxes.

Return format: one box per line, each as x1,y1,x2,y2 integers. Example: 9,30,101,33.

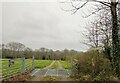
71,48,115,81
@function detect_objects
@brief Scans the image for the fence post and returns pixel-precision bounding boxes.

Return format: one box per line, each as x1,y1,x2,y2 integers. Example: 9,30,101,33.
22,57,25,73
7,59,11,78
32,56,35,70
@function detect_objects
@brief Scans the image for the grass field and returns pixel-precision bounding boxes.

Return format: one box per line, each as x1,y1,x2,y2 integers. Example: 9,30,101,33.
34,60,53,68
2,59,24,78
59,60,72,69
1,59,53,79
1,59,71,80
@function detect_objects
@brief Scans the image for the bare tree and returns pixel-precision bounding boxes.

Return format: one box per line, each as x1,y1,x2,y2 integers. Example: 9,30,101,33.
82,20,101,48
24,47,32,58
83,5,113,63
61,0,120,76
6,42,25,58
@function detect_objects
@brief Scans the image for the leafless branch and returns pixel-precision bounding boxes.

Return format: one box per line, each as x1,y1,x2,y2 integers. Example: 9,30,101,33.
95,1,111,7
80,41,95,47
83,5,110,18
71,1,89,14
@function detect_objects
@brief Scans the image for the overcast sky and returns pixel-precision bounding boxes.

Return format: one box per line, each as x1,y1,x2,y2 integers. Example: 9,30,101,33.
1,0,96,51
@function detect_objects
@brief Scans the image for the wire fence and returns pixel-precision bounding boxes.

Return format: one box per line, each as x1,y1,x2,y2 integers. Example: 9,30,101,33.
0,56,35,81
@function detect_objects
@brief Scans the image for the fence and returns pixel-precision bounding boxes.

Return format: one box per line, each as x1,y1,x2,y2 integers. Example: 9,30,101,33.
0,56,34,81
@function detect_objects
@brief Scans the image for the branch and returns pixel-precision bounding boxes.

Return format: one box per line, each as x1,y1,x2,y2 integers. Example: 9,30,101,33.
71,1,89,14
83,7,104,18
83,5,110,18
95,1,111,7
80,41,95,47
76,1,89,10
60,7,77,13
61,0,112,15
117,0,120,4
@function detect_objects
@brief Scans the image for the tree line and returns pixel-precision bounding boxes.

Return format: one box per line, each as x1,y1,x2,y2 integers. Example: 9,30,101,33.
1,41,80,60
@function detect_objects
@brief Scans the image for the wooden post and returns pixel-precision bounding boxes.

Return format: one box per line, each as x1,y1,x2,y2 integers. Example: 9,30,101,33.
32,56,35,70
22,57,25,73
7,59,11,78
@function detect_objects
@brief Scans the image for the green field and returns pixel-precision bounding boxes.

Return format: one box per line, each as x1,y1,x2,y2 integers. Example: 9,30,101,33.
34,60,53,68
59,60,72,69
1,59,72,80
1,59,53,79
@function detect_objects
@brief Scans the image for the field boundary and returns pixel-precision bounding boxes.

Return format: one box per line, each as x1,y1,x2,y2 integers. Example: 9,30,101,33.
1,57,35,81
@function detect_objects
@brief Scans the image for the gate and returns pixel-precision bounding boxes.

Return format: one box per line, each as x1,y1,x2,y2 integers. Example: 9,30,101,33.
0,56,35,81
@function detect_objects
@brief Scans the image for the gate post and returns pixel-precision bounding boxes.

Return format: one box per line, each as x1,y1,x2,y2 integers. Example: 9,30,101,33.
22,57,25,73
32,56,35,70
7,59,11,78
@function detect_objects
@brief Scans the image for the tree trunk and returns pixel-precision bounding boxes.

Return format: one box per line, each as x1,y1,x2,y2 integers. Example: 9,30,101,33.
110,2,120,76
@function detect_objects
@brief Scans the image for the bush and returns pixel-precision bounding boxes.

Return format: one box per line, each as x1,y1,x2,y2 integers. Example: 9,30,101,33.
71,48,115,81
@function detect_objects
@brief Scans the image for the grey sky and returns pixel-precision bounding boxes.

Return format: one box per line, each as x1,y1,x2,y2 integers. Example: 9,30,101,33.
1,1,96,51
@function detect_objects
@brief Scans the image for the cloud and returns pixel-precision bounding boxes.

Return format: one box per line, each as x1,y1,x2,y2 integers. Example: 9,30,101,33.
2,2,89,51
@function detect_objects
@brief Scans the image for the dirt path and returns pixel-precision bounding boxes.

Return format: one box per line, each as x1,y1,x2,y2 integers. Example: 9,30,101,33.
44,60,63,70
30,60,71,81
44,60,55,69
57,61,64,70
